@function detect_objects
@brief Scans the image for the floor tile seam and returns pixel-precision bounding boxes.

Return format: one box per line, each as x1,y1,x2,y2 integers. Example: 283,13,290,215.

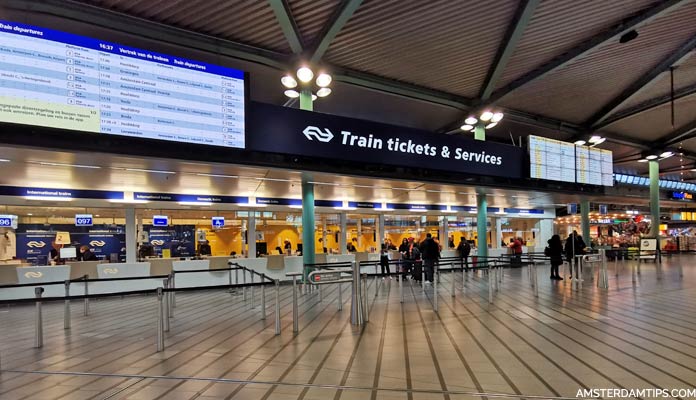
462,274,696,390
434,274,564,396
256,285,367,400
0,290,258,392
489,273,696,356
450,275,645,394
0,289,239,364
510,278,696,357
114,282,350,400
0,287,289,374
3,286,309,398
402,288,450,400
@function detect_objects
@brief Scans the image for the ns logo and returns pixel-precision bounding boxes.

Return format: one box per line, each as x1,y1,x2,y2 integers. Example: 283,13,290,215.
103,268,119,274
151,240,165,246
27,241,46,248
89,240,106,247
24,271,43,279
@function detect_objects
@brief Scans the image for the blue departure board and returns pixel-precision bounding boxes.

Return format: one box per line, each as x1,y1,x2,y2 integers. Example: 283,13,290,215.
0,21,245,148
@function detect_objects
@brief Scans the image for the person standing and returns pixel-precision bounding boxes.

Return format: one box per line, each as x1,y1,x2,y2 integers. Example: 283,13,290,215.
79,245,98,261
420,233,440,284
546,235,564,280
509,237,523,267
456,238,471,270
379,244,391,279
403,237,421,280
564,230,586,278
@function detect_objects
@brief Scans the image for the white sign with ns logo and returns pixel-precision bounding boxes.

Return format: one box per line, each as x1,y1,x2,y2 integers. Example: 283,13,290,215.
302,126,334,142
24,271,43,279
27,241,46,248
89,240,106,247
102,268,119,274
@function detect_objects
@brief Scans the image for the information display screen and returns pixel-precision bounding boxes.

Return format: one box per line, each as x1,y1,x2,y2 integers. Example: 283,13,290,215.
0,21,245,148
577,146,613,186
529,135,612,186
528,135,576,183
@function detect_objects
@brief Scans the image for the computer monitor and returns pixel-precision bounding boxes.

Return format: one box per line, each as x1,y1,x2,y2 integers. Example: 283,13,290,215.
256,242,268,256
60,247,77,259
296,243,303,254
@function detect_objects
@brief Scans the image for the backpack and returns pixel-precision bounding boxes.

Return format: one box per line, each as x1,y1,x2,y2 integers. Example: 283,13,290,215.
544,246,551,257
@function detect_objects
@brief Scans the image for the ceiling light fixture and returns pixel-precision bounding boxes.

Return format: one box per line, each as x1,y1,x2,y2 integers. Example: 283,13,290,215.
24,196,73,202
574,140,587,146
460,124,474,131
464,116,478,125
38,162,101,169
0,158,9,162
480,110,494,122
284,89,300,98
177,201,213,206
296,67,314,83
123,168,176,175
108,199,150,204
485,122,498,129
195,173,238,178
281,75,298,88
645,155,658,160
315,73,332,87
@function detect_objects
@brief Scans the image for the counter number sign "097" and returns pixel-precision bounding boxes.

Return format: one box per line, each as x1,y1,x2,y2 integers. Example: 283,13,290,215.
75,214,93,226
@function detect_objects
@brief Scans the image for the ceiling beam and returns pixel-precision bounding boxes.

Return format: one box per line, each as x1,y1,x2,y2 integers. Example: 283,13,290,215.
268,0,304,54
585,35,696,129
3,0,674,155
479,0,539,101
310,0,363,63
485,0,687,104
595,82,696,130
657,118,696,147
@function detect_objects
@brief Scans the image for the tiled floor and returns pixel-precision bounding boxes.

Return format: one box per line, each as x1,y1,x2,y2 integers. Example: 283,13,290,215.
1,256,695,399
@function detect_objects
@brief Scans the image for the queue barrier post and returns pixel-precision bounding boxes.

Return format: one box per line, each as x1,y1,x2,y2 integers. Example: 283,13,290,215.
318,281,323,302
351,261,363,325
292,275,299,333
83,276,90,316
533,262,538,297
261,274,267,320
598,249,609,289
168,273,175,313
362,273,369,323
156,287,164,352
631,262,637,284
274,280,281,335
422,267,425,292
450,263,456,297
338,281,343,311
250,271,255,309
243,268,247,302
170,272,176,308
488,264,494,304
399,270,404,304
163,279,170,332
228,268,233,294
34,287,44,348
64,280,71,330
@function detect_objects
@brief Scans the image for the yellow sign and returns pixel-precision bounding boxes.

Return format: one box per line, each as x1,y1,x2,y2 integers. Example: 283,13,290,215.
162,249,171,258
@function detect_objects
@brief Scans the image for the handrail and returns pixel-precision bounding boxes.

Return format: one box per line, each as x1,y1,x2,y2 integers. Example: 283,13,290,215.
0,273,171,289
177,266,241,274
228,262,274,283
0,279,274,305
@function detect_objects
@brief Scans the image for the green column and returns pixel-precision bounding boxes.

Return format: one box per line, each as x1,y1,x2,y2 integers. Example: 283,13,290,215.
649,160,660,240
299,89,315,278
474,123,486,141
476,193,488,259
580,199,590,249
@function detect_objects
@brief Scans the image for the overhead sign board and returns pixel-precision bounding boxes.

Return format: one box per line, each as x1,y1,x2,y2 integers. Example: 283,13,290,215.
670,191,693,201
599,204,608,215
75,214,93,226
212,216,225,228
152,215,169,226
568,203,577,215
248,104,523,179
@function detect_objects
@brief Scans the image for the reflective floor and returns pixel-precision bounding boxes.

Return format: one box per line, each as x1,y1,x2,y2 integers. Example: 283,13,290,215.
1,257,695,399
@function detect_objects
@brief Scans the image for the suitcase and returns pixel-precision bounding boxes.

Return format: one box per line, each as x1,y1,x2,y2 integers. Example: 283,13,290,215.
411,260,423,281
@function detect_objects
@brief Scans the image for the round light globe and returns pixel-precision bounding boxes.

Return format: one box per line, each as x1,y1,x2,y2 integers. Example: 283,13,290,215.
297,67,314,83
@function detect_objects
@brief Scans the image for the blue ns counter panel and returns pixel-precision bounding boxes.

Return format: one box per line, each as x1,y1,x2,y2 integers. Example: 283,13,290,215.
0,21,246,148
